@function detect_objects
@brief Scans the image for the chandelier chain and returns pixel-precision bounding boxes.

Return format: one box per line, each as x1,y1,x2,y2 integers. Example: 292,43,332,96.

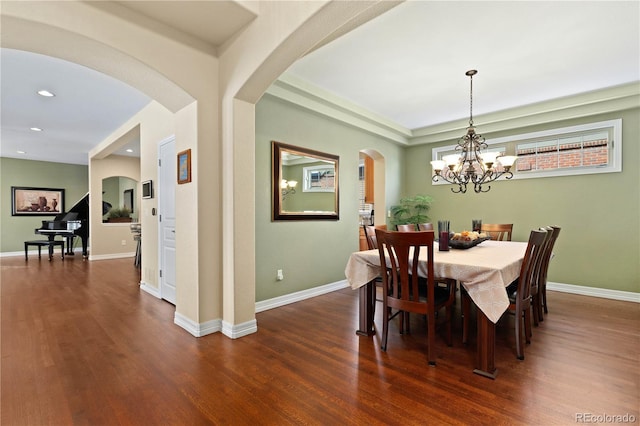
469,73,474,127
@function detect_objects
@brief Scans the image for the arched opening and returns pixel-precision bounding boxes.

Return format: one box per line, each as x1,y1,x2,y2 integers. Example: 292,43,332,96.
360,149,386,227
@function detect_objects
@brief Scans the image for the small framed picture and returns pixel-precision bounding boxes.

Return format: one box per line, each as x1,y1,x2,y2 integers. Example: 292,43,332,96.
177,149,192,184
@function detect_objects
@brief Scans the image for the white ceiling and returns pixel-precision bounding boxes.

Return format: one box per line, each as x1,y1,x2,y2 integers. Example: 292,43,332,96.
285,1,640,130
1,1,638,165
1,48,151,165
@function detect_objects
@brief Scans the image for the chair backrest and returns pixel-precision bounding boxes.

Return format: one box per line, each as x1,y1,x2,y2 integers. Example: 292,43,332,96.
417,223,434,231
363,225,387,250
396,224,416,232
536,226,561,288
375,229,435,314
514,229,548,305
530,228,553,296
363,225,378,250
481,223,513,241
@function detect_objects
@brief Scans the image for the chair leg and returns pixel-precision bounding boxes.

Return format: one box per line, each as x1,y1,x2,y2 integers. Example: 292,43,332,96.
515,312,524,360
382,304,389,352
461,289,470,345
427,311,436,366
542,285,549,314
536,294,544,323
445,306,453,347
524,309,532,343
532,296,540,326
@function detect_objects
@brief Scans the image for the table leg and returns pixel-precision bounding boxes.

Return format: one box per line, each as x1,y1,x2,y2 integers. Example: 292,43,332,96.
474,308,497,379
356,282,376,336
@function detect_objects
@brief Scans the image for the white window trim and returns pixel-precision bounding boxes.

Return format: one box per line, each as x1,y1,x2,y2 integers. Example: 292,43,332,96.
302,164,335,192
431,119,621,185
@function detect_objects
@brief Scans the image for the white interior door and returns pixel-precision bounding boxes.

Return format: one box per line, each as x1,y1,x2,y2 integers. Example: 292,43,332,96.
159,136,176,304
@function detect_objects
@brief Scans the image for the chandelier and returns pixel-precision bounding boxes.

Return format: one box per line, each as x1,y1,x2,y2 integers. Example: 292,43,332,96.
430,70,517,193
281,179,297,199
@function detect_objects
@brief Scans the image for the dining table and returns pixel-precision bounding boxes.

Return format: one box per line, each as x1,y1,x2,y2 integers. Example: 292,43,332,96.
344,239,528,379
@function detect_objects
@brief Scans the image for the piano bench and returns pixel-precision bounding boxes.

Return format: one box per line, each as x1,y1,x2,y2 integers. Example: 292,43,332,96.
24,240,65,261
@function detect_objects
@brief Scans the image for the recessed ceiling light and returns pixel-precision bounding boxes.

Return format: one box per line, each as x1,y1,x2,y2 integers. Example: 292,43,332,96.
17,150,26,154
30,127,43,132
37,90,55,97
126,149,134,153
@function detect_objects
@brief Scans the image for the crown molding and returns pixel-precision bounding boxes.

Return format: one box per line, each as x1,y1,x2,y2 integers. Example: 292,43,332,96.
265,74,411,145
267,76,639,146
411,82,640,144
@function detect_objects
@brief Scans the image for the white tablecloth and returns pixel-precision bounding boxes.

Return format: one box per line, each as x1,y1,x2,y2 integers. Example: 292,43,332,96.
344,240,527,323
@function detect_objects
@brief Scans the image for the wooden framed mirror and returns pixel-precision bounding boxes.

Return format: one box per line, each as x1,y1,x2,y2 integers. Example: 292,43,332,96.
272,141,339,221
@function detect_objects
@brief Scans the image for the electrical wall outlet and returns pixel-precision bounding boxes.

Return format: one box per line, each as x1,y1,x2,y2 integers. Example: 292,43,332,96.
276,269,284,281
121,240,126,246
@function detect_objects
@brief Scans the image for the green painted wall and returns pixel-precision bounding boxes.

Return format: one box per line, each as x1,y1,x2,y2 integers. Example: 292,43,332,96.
0,158,88,253
255,95,404,301
404,109,640,293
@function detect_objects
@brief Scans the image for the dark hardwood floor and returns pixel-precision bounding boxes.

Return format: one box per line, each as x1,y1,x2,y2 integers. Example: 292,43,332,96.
1,255,638,425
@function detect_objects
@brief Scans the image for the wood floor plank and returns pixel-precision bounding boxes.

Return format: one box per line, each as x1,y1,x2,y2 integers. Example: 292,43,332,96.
1,256,638,425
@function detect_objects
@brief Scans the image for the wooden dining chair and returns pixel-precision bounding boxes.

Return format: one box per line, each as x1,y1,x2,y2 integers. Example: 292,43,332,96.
480,223,513,241
417,223,434,231
534,226,561,320
363,225,387,310
375,229,456,365
400,222,457,309
462,229,547,360
506,229,547,359
530,228,553,327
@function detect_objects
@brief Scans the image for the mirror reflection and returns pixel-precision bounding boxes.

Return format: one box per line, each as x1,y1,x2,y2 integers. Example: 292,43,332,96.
102,176,138,223
272,141,339,221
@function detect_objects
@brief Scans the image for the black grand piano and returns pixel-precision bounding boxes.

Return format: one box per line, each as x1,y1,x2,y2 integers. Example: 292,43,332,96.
35,193,92,258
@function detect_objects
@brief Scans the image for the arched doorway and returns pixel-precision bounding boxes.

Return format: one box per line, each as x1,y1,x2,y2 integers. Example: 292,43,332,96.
359,149,386,227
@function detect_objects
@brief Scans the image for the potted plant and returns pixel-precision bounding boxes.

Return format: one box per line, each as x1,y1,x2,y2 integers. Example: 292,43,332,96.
107,206,132,223
390,195,433,229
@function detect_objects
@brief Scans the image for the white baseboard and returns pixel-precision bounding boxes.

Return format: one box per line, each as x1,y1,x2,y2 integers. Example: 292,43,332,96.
172,312,256,339
1,249,134,261
139,281,161,298
89,252,135,261
547,282,640,303
255,279,350,313
170,279,349,339
174,311,222,337
1,247,85,258
222,319,258,339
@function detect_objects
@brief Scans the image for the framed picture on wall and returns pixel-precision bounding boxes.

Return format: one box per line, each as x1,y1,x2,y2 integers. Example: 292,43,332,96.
11,186,65,216
142,180,153,199
177,149,192,184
